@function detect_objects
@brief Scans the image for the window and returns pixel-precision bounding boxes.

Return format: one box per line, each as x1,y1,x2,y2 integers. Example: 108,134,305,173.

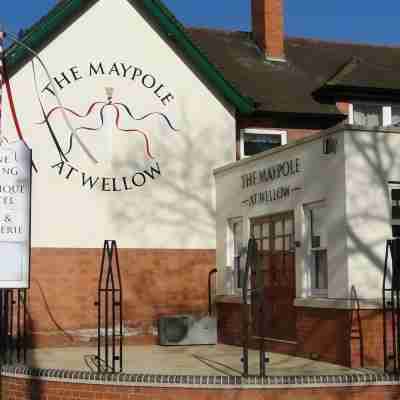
350,103,400,127
389,183,400,238
392,106,400,126
240,129,287,158
228,218,244,292
305,203,328,296
352,103,383,127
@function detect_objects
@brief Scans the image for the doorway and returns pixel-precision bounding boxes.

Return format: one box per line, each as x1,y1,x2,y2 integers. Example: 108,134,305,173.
251,212,296,341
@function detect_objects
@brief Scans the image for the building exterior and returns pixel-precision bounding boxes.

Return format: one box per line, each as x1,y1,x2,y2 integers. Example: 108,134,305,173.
1,0,240,346
0,0,400,368
215,125,400,367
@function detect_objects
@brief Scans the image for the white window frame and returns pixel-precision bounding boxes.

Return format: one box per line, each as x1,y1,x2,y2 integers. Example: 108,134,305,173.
226,217,245,295
391,105,400,126
304,202,328,298
349,102,394,127
239,128,287,159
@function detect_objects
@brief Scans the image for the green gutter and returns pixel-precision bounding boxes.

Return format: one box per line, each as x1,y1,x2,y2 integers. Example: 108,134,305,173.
5,0,255,115
142,0,255,114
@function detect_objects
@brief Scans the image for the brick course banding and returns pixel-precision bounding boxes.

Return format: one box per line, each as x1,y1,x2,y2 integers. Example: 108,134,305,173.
1,366,400,400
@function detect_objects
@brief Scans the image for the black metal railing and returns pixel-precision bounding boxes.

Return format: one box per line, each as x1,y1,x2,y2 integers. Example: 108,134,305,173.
383,239,400,373
95,240,123,373
208,268,217,316
241,237,268,377
0,288,27,364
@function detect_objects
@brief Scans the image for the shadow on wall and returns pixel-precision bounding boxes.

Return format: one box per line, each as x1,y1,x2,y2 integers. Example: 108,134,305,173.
345,129,395,284
245,130,397,368
333,129,397,367
107,99,233,335
110,98,234,248
25,98,233,346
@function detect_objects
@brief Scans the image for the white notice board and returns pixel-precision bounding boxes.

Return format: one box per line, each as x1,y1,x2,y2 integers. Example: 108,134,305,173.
0,140,31,288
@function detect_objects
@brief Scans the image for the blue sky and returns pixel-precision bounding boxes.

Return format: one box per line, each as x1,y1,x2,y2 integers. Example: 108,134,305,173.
1,0,400,46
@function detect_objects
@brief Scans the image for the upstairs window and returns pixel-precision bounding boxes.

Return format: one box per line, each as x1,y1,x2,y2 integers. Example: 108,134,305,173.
392,105,400,126
240,129,287,158
350,103,400,127
352,103,383,127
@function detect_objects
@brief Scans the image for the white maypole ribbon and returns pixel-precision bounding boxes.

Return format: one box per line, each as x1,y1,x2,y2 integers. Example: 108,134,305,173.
3,30,98,164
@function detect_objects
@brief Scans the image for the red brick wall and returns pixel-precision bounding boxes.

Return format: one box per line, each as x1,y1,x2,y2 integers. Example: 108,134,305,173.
251,0,285,59
28,248,215,347
296,307,351,366
217,302,297,355
336,102,349,115
217,302,386,368
3,376,400,400
217,302,243,346
350,309,389,368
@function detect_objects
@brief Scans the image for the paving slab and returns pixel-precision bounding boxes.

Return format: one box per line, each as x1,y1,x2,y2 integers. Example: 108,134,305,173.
25,344,379,376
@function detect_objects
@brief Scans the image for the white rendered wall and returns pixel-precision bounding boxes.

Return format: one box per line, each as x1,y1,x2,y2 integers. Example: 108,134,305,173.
214,132,348,299
344,129,400,301
1,0,236,249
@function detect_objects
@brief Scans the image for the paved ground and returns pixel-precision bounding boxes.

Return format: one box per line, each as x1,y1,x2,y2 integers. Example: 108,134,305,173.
26,345,379,376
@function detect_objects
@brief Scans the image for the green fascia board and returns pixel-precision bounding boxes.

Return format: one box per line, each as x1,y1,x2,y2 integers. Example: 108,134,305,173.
5,0,255,115
5,0,88,69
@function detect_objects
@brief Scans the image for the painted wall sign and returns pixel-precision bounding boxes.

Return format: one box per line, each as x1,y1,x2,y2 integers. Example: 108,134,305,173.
33,60,179,192
241,158,302,207
0,140,31,288
241,158,301,189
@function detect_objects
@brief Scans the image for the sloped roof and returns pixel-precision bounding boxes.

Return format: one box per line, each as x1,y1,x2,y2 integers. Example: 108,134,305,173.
5,0,400,118
186,28,400,115
4,0,255,114
314,49,400,102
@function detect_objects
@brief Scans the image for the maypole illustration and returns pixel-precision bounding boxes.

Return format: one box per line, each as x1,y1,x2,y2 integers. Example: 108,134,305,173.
35,81,179,171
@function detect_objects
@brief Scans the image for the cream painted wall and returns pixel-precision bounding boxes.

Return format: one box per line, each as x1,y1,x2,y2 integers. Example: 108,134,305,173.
1,0,236,249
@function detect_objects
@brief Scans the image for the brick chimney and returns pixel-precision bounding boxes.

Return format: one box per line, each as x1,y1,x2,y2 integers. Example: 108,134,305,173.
252,0,285,62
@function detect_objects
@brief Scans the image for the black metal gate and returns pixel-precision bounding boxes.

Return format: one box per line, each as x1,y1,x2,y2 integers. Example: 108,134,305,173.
0,288,27,364
95,240,123,373
241,237,268,377
383,239,400,373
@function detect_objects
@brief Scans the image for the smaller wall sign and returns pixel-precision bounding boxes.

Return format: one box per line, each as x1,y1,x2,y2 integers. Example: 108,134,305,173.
241,158,302,208
0,140,31,288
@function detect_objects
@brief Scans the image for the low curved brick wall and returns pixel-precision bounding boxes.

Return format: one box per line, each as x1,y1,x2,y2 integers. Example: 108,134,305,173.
2,365,400,400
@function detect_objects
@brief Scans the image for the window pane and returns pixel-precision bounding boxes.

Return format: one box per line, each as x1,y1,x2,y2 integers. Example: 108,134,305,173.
285,235,293,251
353,104,382,127
310,208,324,240
253,225,261,238
392,105,400,126
262,223,270,237
284,218,293,235
275,237,283,250
275,221,283,235
230,218,243,291
233,221,243,257
243,133,282,156
263,239,270,251
305,204,328,294
313,249,328,290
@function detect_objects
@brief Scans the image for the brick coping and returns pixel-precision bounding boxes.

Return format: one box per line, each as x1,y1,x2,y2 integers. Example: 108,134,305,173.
1,364,400,389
